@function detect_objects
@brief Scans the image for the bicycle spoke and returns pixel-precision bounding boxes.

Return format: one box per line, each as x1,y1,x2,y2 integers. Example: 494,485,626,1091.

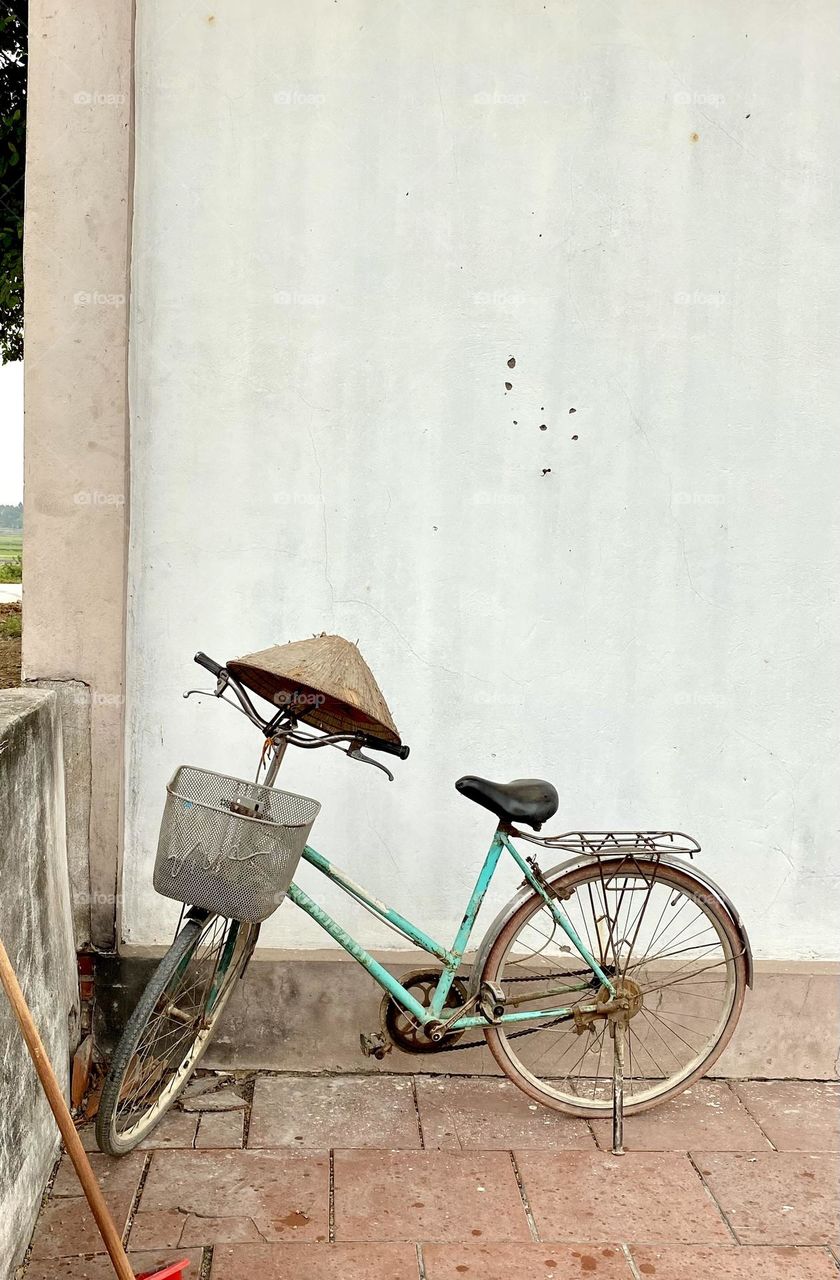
637,1006,685,1069
108,917,247,1140
620,862,658,979
640,956,735,997
641,1005,705,1056
634,918,718,969
487,862,740,1113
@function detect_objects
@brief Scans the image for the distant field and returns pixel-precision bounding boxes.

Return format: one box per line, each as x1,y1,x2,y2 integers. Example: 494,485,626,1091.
0,602,21,687
0,534,22,583
0,534,22,563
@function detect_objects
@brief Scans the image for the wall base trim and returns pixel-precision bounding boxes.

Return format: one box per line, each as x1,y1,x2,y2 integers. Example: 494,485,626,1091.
95,953,839,1080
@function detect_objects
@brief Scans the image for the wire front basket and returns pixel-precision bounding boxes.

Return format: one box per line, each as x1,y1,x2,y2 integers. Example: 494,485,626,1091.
153,766,320,922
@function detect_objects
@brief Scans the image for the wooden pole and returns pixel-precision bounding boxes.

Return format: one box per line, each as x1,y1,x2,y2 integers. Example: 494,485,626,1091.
0,935,136,1280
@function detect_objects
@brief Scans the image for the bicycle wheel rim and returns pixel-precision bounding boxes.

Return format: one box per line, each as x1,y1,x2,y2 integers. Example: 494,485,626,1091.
483,859,745,1115
100,915,252,1150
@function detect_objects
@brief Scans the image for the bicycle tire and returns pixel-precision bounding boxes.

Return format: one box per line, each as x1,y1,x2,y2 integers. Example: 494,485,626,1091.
481,859,748,1117
96,913,258,1155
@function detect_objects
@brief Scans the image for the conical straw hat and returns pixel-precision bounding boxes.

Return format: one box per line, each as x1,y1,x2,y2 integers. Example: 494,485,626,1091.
227,635,401,743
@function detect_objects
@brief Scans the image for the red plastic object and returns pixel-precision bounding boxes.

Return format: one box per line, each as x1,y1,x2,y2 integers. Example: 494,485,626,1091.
137,1262,191,1280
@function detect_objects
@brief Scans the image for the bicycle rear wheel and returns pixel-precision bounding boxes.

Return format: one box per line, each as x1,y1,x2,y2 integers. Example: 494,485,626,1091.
96,912,258,1155
481,858,747,1116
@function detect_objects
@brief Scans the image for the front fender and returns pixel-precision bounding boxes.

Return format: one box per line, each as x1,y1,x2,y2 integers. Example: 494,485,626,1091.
468,851,753,998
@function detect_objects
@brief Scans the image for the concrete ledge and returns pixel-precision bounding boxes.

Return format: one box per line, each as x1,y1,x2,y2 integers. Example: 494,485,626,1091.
27,679,91,948
95,952,839,1080
0,690,79,1276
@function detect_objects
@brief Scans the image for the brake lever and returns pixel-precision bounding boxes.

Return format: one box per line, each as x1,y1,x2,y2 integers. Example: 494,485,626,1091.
346,742,394,782
182,686,215,701
182,670,229,701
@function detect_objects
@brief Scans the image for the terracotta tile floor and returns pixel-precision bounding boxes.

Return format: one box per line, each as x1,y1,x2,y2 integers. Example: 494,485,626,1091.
21,1075,840,1278
731,1082,840,1152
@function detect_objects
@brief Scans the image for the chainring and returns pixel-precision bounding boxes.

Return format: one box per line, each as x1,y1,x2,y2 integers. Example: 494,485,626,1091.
381,968,470,1054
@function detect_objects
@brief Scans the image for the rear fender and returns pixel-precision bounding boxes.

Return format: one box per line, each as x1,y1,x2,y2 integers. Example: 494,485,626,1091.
469,851,753,998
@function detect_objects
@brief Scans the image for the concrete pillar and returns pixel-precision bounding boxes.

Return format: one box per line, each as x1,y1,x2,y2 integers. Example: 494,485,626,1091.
22,0,135,948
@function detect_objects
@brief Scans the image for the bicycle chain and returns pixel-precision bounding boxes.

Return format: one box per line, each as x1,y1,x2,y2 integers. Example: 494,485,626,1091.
431,1010,578,1053
504,969,600,982
424,968,600,1055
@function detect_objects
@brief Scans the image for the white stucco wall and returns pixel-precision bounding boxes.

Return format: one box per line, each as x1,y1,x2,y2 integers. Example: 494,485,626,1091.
125,0,839,960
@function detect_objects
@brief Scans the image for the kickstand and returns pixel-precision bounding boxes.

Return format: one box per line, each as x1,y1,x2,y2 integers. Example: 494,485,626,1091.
611,1018,626,1156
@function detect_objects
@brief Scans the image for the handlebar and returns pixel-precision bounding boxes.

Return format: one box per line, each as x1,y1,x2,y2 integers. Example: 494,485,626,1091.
361,733,410,759
194,651,226,679
193,650,410,760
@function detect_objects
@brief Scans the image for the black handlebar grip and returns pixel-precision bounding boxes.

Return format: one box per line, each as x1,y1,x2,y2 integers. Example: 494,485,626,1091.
194,651,226,678
362,733,410,760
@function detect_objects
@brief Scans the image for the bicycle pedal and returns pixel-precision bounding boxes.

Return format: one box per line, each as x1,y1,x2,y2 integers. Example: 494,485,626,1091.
359,1031,391,1060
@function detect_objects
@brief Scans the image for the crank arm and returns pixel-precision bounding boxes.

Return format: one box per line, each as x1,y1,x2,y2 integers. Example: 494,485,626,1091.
438,993,479,1033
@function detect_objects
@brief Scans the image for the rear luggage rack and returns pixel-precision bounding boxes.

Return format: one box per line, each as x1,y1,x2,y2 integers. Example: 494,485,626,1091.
508,829,701,858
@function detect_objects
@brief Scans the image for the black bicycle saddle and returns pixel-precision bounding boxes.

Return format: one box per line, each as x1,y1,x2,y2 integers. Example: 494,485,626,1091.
455,775,559,830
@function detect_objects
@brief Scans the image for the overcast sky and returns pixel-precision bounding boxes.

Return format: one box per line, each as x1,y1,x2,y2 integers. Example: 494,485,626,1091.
0,361,23,505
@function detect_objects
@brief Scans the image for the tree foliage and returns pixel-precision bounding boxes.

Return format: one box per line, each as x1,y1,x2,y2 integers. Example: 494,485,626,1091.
0,501,22,529
0,0,26,363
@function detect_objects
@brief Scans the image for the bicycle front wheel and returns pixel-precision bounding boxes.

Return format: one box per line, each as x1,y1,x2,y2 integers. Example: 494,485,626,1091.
96,913,258,1155
481,859,747,1116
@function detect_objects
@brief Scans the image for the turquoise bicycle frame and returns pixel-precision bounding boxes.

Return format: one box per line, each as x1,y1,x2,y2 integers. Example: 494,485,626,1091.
286,827,615,1031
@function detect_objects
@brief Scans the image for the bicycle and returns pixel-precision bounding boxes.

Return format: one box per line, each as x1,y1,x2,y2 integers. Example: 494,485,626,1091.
96,648,752,1157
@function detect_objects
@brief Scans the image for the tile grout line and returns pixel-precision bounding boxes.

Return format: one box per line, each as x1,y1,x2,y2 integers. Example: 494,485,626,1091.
508,1151,541,1242
198,1244,214,1280
686,1150,742,1245
410,1076,425,1148
725,1080,778,1151
15,1147,63,1276
620,1241,644,1280
415,1241,427,1279
328,1149,336,1243
121,1151,152,1247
